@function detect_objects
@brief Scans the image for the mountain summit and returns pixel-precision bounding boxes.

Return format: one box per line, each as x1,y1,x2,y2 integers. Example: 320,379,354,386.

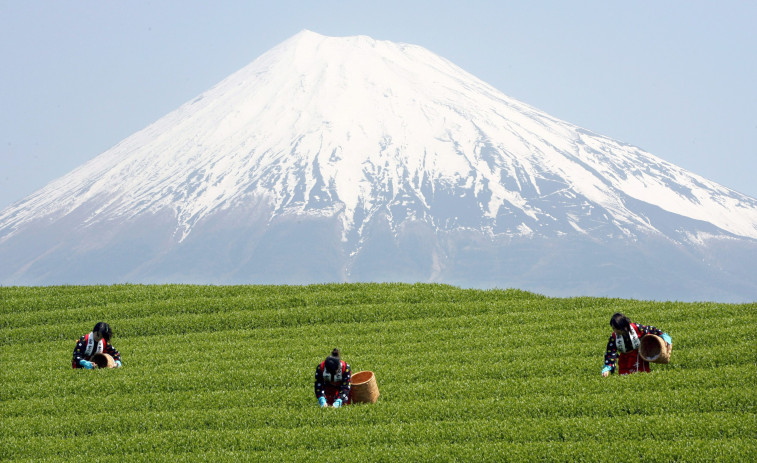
2,30,756,301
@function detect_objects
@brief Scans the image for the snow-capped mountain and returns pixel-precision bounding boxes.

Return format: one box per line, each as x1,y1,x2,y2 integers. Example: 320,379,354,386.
2,30,756,301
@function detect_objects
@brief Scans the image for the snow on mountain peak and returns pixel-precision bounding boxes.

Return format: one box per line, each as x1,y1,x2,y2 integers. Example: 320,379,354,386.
2,31,757,246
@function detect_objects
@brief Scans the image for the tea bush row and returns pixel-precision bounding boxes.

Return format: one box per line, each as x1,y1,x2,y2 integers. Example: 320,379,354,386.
1,283,754,461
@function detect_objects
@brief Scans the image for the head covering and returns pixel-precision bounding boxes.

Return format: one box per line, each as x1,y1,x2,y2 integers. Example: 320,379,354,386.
93,322,112,341
325,348,341,373
610,313,631,332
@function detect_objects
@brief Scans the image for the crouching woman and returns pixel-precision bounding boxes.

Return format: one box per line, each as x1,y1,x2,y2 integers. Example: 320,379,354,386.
314,348,351,407
72,322,122,369
602,312,671,376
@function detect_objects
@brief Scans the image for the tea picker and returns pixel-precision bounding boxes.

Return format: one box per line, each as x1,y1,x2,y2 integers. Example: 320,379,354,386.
601,312,672,376
72,322,122,369
314,348,351,407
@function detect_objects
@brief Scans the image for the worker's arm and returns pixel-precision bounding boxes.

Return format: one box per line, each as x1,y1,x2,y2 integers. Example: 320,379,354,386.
602,336,618,377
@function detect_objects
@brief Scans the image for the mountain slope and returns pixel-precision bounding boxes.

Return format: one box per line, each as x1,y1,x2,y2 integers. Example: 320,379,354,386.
1,30,756,301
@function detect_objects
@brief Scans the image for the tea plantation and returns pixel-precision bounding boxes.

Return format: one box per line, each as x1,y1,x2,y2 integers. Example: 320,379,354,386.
1,283,754,461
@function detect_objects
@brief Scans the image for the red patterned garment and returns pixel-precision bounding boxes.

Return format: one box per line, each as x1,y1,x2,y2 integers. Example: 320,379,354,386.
603,323,664,375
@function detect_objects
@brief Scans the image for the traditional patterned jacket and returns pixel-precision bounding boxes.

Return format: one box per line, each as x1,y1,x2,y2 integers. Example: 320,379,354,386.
314,360,351,403
603,323,664,375
72,332,121,368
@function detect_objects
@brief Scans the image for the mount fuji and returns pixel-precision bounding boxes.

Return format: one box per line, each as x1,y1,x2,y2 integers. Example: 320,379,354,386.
2,30,757,301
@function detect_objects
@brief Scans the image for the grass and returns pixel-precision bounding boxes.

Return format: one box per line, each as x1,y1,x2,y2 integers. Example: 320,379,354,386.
1,283,755,462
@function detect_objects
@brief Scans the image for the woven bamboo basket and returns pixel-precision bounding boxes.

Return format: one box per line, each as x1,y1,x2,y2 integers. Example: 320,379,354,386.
351,371,379,404
91,353,116,369
639,335,672,364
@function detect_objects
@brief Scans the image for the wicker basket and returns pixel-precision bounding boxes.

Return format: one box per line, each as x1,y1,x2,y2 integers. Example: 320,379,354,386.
639,335,672,364
351,371,380,404
91,353,116,369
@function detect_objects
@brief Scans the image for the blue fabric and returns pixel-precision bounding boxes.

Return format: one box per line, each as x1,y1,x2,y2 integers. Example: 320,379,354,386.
80,360,94,369
661,333,672,344
601,365,612,375
333,399,342,408
115,360,122,368
318,396,327,407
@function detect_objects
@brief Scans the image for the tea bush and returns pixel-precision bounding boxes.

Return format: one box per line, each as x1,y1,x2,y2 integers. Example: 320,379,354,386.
1,284,754,461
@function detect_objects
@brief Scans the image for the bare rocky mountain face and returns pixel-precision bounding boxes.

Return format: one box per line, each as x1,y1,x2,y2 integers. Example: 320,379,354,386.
2,31,756,301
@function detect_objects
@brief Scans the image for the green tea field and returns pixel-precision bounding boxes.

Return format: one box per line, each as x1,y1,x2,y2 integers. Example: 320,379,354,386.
1,284,755,462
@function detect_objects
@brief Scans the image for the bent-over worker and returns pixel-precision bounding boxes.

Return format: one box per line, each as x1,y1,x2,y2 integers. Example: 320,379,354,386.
72,322,122,369
602,312,671,376
314,348,351,407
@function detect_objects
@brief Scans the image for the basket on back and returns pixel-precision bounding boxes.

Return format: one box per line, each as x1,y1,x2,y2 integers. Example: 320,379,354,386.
639,334,672,364
91,353,116,369
351,371,379,404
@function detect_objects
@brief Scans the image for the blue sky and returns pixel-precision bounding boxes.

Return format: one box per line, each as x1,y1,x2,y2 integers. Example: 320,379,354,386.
1,1,755,208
